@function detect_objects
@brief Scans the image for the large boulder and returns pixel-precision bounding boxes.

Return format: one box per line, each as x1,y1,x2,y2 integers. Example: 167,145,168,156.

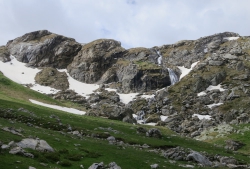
35,67,69,90
16,138,54,152
6,30,82,68
187,151,212,166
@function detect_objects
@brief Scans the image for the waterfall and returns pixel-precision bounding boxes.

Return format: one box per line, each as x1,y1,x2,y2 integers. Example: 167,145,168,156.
157,51,162,65
137,110,145,121
155,50,179,85
167,68,178,85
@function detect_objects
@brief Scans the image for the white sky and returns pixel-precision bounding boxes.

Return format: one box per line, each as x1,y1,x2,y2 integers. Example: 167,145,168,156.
0,0,250,48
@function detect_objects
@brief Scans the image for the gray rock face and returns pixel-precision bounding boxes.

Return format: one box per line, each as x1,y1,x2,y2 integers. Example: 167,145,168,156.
187,151,212,166
67,40,172,93
67,39,125,83
222,54,238,60
16,138,54,152
0,46,10,62
6,30,82,68
208,60,224,66
158,32,239,68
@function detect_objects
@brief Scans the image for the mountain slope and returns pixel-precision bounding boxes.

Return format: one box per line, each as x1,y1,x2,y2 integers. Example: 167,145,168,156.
1,30,250,168
0,74,249,169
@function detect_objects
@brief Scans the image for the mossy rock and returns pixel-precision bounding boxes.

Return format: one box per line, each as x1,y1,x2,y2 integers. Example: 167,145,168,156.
35,67,69,90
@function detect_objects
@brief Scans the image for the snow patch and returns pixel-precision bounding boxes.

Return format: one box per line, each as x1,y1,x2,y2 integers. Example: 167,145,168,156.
207,103,223,109
160,115,168,121
140,94,155,99
118,93,138,104
197,91,207,96
197,84,225,97
105,88,117,92
223,37,239,41
58,69,99,98
144,123,157,126
105,88,138,104
29,99,86,115
0,56,40,84
207,84,225,91
30,84,60,94
192,114,211,120
178,61,199,80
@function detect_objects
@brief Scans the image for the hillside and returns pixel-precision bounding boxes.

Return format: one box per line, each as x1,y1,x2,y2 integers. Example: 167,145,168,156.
1,30,250,168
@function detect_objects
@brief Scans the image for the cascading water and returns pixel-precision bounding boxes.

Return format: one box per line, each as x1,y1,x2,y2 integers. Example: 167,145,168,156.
167,68,179,85
156,50,179,85
157,51,162,65
137,110,145,121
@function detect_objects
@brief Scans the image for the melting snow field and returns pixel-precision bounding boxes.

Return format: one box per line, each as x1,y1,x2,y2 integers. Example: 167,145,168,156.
29,99,86,115
0,56,99,97
30,84,60,94
0,56,40,84
178,61,199,80
0,56,151,105
58,69,99,98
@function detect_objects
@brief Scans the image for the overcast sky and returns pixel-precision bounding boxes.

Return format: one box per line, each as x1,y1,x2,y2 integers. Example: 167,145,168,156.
0,0,249,48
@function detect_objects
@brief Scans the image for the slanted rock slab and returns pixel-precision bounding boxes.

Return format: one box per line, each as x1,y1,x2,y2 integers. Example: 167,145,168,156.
16,138,54,152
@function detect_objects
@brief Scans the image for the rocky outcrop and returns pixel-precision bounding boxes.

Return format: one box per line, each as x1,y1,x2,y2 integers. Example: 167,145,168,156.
67,39,173,93
158,32,240,68
35,67,69,90
6,30,82,68
115,62,171,93
16,138,54,152
0,46,10,62
67,39,125,83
